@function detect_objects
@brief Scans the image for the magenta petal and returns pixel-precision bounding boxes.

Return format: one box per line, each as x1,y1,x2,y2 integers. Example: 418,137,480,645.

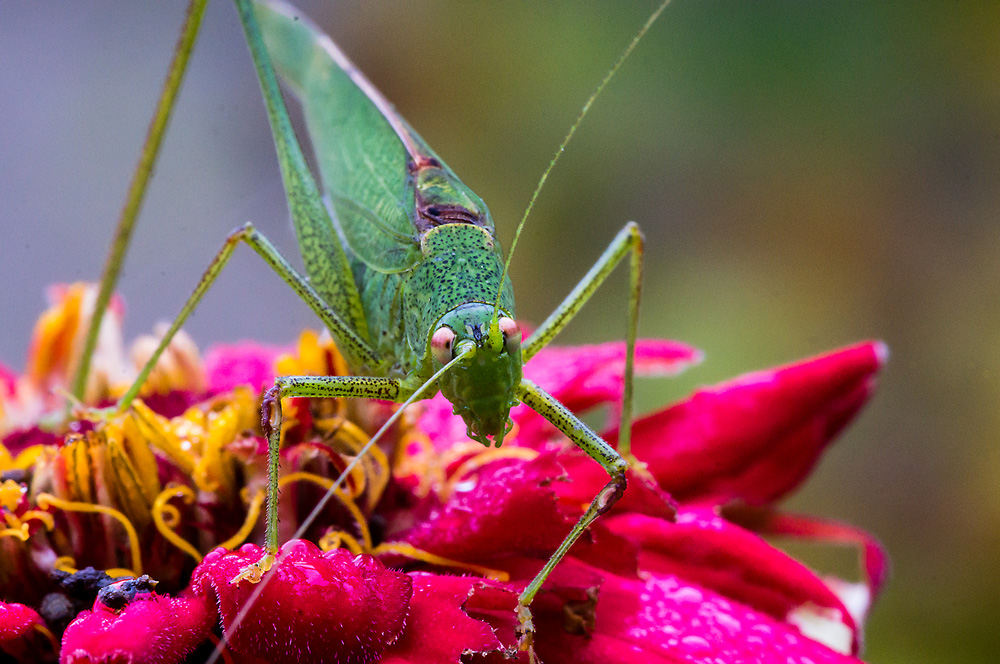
59,581,213,664
1,601,51,660
203,342,285,394
535,569,865,664
191,540,411,664
514,340,702,448
727,507,890,624
395,454,572,562
380,574,504,663
626,342,886,505
605,511,861,653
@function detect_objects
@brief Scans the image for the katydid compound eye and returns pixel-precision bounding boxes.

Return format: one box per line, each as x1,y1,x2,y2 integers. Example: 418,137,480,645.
498,317,521,354
431,326,457,364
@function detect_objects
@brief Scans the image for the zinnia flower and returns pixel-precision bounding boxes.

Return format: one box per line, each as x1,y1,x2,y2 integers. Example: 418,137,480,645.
0,283,888,663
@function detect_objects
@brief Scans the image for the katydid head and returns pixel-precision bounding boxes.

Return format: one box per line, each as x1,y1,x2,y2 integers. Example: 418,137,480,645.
430,303,522,447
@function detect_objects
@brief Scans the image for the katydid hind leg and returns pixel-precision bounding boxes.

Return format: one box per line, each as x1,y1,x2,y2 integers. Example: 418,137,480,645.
522,221,643,457
117,223,379,413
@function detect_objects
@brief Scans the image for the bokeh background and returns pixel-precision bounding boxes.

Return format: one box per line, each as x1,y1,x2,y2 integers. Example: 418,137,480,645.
1,2,997,662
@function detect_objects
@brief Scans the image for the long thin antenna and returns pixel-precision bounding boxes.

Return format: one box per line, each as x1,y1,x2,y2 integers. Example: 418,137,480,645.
493,0,673,312
206,344,476,664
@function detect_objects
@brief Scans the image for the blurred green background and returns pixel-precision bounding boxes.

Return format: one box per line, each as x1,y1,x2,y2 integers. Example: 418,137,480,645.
1,2,996,662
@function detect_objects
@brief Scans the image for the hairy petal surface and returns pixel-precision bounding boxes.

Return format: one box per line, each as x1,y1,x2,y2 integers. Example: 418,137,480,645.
60,580,213,664
190,540,411,664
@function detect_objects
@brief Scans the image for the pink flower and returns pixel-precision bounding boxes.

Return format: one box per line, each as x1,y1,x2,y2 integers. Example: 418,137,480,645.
1,289,888,663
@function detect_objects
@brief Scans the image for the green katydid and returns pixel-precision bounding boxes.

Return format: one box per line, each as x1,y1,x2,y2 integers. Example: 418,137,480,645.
112,0,672,654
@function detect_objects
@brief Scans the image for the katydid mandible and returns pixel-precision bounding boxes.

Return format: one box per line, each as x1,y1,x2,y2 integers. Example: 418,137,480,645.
120,0,671,652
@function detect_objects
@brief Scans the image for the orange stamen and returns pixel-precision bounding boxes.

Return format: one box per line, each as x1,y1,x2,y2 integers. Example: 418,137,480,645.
37,493,142,576
218,490,265,551
151,485,202,563
373,541,509,582
278,472,372,550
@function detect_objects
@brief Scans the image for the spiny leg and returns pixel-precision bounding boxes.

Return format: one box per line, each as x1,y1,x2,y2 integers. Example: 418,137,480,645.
116,223,379,412
234,373,403,580
522,221,643,458
515,379,628,652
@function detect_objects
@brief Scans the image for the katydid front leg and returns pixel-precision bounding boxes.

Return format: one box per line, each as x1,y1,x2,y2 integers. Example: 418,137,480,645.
515,379,628,653
232,373,404,582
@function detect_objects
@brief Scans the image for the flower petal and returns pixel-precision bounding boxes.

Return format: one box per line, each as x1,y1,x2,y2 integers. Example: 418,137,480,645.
59,577,213,664
190,540,411,664
1,600,54,661
393,454,573,563
725,506,890,631
605,511,861,654
625,342,886,505
203,342,285,395
533,567,867,664
380,574,504,663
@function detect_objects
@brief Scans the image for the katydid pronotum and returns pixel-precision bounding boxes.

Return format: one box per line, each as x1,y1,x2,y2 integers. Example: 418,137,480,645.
103,0,672,655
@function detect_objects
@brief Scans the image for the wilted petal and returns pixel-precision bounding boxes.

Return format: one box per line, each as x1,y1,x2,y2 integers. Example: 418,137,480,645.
190,540,411,664
380,574,504,663
60,577,213,664
624,342,886,505
605,511,861,654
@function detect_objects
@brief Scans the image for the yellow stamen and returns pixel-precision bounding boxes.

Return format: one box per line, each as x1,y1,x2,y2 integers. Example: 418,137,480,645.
13,445,49,471
278,472,372,551
129,400,195,475
317,529,364,555
104,568,137,579
33,623,58,654
0,479,24,511
54,556,77,574
37,493,142,576
373,541,510,582
0,526,29,541
442,447,541,502
0,444,13,470
151,485,202,563
217,490,265,552
21,510,55,531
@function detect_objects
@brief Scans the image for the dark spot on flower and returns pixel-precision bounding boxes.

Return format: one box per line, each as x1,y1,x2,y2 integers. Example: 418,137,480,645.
368,512,387,547
561,587,598,636
0,468,29,484
38,592,75,636
53,567,114,603
97,575,158,612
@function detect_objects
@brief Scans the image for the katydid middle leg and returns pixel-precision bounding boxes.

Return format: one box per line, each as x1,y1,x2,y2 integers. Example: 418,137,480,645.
515,379,628,652
512,222,644,653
